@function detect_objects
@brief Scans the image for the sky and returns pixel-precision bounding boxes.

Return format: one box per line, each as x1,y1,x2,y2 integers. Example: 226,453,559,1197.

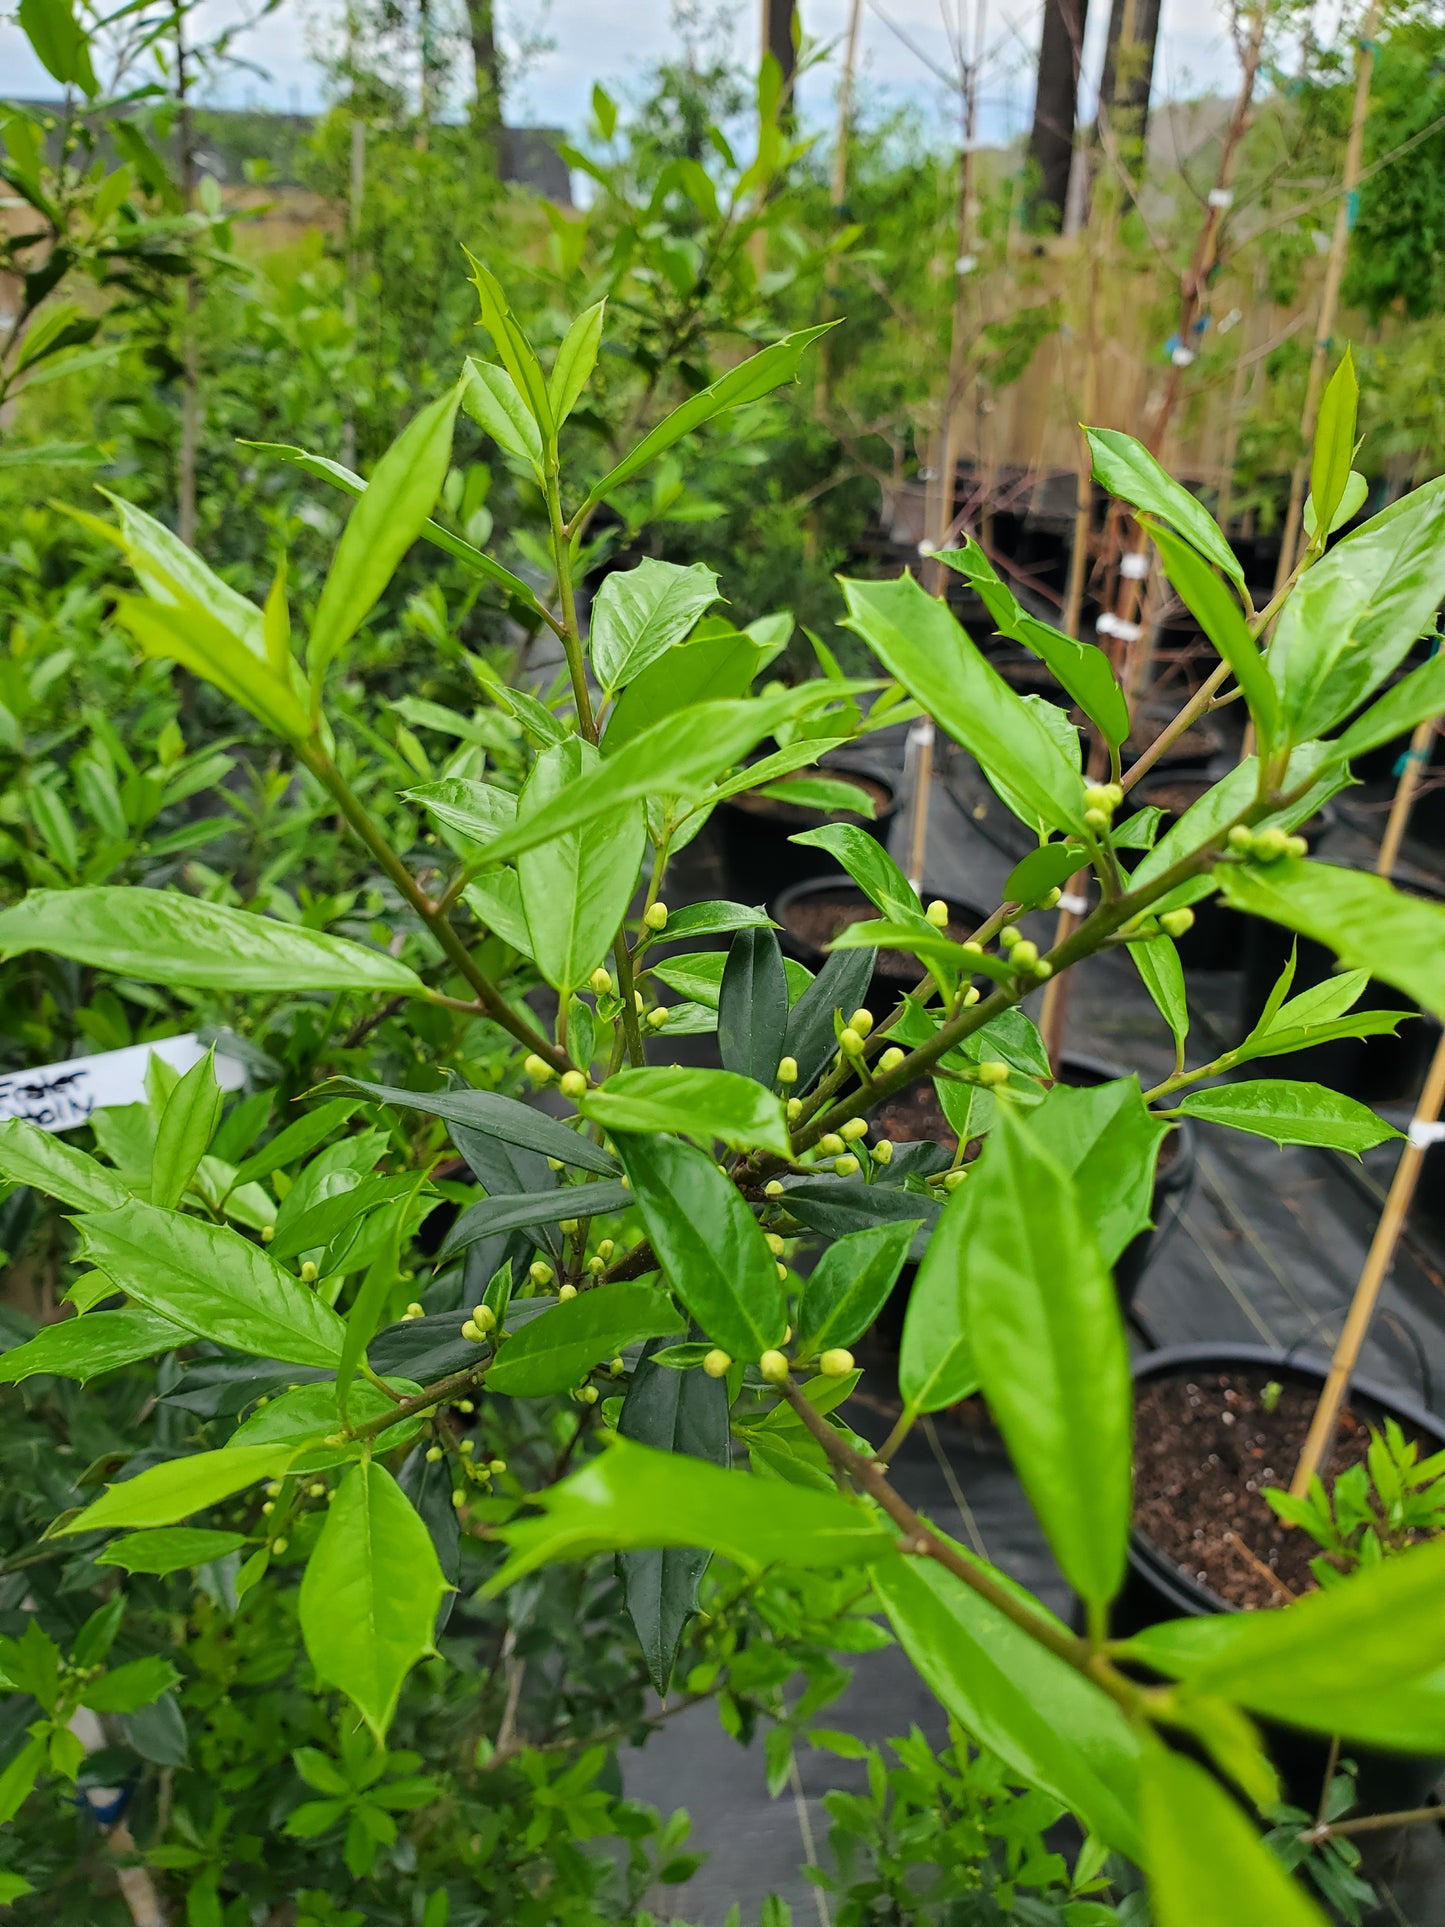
0,1,1259,142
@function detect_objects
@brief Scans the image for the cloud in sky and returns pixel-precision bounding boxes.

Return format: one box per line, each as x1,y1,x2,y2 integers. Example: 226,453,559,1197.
0,0,1250,141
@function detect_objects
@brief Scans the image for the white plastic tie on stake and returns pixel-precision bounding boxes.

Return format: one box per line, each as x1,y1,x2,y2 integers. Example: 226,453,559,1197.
1059,893,1090,917
1408,1120,1445,1150
70,1708,128,1824
0,1034,246,1133
1097,613,1143,643
1119,552,1150,581
955,253,979,275
917,538,937,556
1207,187,1235,209
908,718,936,750
1170,346,1197,367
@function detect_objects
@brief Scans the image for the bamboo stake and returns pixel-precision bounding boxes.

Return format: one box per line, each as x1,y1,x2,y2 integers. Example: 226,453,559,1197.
817,0,863,417
1377,716,1436,878
1273,1,1380,593
1291,1026,1445,1498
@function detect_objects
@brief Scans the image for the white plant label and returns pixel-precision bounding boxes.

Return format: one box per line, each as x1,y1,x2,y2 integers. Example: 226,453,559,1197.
0,1034,246,1133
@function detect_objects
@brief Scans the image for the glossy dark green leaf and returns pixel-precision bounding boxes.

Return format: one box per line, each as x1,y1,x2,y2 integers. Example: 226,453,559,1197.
618,1339,731,1692
784,945,878,1091
487,1282,683,1395
1176,1080,1400,1155
0,889,426,995
937,542,1129,747
78,1201,346,1368
441,1179,630,1259
96,1527,248,1574
784,1180,941,1251
517,738,646,992
1216,858,1445,1020
790,823,922,922
299,1459,449,1741
1268,475,1445,742
1143,1744,1328,1927
335,1078,618,1176
0,1307,189,1385
898,1184,978,1415
611,1133,784,1359
582,1067,791,1156
1086,428,1243,588
59,1443,299,1534
119,1691,189,1768
590,558,720,693
960,1107,1131,1608
1004,840,1087,906
1027,1078,1170,1266
578,325,835,516
718,926,789,1085
872,1550,1142,1859
0,1119,125,1211
841,575,1085,836
1145,523,1277,746
484,1436,891,1592
308,377,465,693
797,1220,917,1358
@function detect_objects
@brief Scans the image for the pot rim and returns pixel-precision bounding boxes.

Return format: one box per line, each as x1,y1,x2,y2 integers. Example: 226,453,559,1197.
1127,1341,1445,1618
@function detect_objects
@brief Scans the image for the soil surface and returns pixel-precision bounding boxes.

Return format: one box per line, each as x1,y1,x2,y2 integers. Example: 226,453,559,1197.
873,1081,957,1149
1132,1366,1416,1611
1137,778,1211,818
780,889,978,978
728,770,892,828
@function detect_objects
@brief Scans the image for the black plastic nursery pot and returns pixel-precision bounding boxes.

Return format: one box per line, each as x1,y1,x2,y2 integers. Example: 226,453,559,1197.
1121,1343,1445,1816
771,878,991,1020
1235,865,1443,1106
715,754,899,908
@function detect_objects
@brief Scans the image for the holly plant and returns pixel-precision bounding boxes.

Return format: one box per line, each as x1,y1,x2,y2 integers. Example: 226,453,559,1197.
1,289,1444,1927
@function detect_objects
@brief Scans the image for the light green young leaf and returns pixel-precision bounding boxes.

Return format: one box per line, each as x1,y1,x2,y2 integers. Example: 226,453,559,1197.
1267,474,1445,742
78,1201,347,1367
937,543,1129,747
79,1655,180,1715
547,300,606,424
840,574,1084,836
1145,523,1277,747
307,377,465,695
462,870,533,954
611,1132,785,1358
590,559,720,693
1304,468,1369,541
465,252,553,435
1143,1745,1329,1927
1005,840,1088,906
58,1443,299,1534
478,687,850,864
336,1201,405,1420
230,1377,423,1460
1216,857,1445,1020
1336,646,1445,761
96,1527,248,1574
150,1049,223,1210
578,325,835,516
299,1460,449,1741
1128,934,1189,1066
0,888,426,995
113,595,312,744
797,1220,917,1359
605,623,775,753
898,1188,978,1416
0,1119,126,1212
790,823,922,922
1026,1078,1170,1267
517,738,646,992
405,777,517,845
1175,1080,1400,1156
483,1436,891,1592
231,1098,362,1191
461,358,543,474
582,1067,791,1156
18,0,98,94
487,1282,684,1396
961,1107,1132,1608
873,1550,1142,1859
1086,429,1244,588
0,1307,189,1384
1307,348,1358,548
239,439,545,618
649,949,810,1011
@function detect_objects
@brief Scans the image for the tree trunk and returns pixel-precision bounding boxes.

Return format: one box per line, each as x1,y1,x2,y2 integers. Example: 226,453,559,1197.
1098,0,1161,151
1026,0,1089,232
762,0,797,109
466,0,502,139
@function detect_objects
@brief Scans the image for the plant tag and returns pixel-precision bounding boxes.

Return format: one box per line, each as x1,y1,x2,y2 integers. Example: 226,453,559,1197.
0,1035,246,1133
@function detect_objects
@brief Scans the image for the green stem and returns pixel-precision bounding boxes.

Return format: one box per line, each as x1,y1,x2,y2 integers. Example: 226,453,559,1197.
544,474,597,745
346,1355,491,1442
780,1380,1146,1719
300,744,567,1073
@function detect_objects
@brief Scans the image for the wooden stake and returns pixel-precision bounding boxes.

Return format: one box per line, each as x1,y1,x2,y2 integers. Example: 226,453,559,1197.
1273,1,1380,592
1377,715,1436,879
1290,1026,1445,1498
